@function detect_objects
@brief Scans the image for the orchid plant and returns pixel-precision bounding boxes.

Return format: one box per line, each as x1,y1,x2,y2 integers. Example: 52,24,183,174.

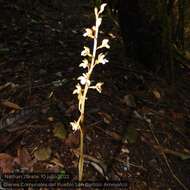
70,3,110,181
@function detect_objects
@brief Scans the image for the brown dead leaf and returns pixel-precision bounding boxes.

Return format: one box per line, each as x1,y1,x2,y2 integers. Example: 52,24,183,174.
141,106,155,114
1,100,22,110
170,111,184,121
0,82,13,91
48,117,54,122
34,147,52,161
0,153,15,173
107,131,122,141
185,50,190,60
50,158,64,168
126,126,138,144
123,94,136,107
53,122,67,140
152,89,161,99
94,125,121,141
65,131,80,146
98,112,112,124
17,147,33,169
0,132,12,145
141,135,155,145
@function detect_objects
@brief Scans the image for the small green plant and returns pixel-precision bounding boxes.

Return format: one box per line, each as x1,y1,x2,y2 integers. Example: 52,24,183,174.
70,3,110,181
57,170,66,181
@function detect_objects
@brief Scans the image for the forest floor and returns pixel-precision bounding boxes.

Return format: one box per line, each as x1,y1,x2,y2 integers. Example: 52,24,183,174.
0,0,190,190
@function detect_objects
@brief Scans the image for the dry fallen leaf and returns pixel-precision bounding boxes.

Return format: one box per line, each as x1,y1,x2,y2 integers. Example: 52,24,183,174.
50,158,64,168
0,82,14,91
48,117,54,122
53,122,67,140
170,111,184,121
152,89,161,99
103,130,121,141
94,125,121,141
17,147,33,169
65,131,80,146
0,100,22,110
185,50,190,60
34,147,52,161
98,112,112,124
0,153,15,173
123,95,136,108
125,126,138,144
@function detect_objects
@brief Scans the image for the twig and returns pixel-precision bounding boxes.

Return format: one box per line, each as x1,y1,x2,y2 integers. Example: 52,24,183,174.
115,158,147,172
153,145,190,159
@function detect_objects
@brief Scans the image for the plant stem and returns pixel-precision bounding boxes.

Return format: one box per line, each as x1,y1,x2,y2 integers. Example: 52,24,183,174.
78,14,100,181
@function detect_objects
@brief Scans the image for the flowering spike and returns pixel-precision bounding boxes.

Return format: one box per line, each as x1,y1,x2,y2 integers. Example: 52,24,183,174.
71,3,110,182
